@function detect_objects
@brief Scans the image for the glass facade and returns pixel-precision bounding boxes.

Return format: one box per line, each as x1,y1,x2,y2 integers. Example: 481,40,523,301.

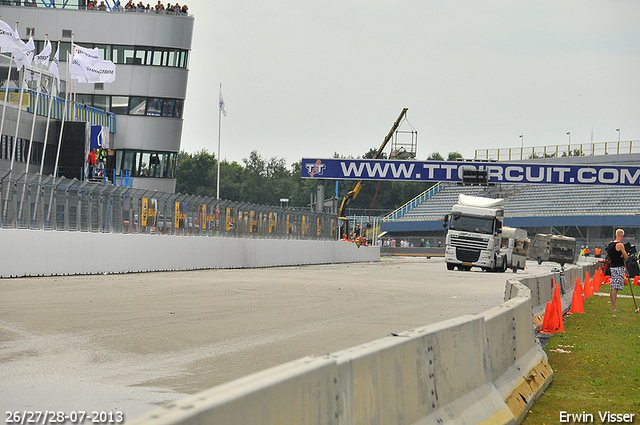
76,94,184,118
1,135,55,168
33,40,189,69
116,150,178,178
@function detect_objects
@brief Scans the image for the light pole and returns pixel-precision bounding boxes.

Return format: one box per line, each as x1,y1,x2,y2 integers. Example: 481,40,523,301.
616,128,620,142
519,135,523,159
567,131,571,145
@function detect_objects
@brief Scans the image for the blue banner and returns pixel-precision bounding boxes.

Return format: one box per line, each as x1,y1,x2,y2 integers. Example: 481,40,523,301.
90,125,109,150
300,158,640,187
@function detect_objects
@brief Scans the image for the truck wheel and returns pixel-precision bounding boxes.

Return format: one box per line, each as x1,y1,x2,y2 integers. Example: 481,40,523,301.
446,263,455,271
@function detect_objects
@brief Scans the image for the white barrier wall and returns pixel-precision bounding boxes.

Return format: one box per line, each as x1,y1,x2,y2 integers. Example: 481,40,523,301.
0,229,380,277
128,279,556,425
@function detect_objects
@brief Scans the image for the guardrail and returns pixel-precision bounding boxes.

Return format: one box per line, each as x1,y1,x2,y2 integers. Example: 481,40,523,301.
0,171,338,240
475,141,640,161
128,263,598,425
383,182,442,221
0,87,116,133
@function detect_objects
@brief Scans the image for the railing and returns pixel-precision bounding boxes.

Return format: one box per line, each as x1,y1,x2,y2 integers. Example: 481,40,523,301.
3,0,191,15
0,88,116,133
475,141,640,161
382,182,442,221
0,171,339,239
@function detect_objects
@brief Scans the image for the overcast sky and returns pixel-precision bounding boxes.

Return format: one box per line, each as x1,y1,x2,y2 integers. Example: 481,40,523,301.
180,1,640,167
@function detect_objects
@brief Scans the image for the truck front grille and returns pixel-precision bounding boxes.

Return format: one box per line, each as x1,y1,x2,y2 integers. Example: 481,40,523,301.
450,234,489,251
456,247,481,263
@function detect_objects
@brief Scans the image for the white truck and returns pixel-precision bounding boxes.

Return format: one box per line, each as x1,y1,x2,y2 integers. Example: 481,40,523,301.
444,194,528,273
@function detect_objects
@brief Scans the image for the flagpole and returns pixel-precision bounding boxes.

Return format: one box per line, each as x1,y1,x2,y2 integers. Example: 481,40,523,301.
216,82,221,200
0,50,14,155
46,49,70,224
10,56,29,171
25,36,48,174
19,36,48,224
34,41,59,227
0,21,19,164
39,40,58,175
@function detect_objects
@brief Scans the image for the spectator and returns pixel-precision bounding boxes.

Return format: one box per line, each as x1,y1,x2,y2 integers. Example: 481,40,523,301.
87,149,97,178
155,1,164,11
166,3,173,14
180,4,188,14
124,0,133,9
97,1,107,10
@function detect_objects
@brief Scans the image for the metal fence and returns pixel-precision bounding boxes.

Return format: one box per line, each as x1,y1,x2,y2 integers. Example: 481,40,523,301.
475,140,640,161
0,171,340,240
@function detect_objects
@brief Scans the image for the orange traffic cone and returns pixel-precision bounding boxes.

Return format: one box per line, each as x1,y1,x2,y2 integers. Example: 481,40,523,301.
593,270,601,292
540,285,564,334
539,302,554,333
570,281,584,314
633,276,640,286
585,271,591,293
583,275,593,298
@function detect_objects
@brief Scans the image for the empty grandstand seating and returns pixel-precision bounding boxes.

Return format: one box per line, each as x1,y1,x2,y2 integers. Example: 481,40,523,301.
383,182,640,222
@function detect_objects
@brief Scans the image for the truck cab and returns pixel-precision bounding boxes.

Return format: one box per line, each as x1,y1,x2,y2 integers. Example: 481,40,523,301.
444,194,507,272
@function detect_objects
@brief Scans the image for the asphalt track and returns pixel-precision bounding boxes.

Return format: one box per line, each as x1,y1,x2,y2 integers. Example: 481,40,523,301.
0,257,558,419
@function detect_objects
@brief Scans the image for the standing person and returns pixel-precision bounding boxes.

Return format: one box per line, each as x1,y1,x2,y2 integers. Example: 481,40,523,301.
607,229,628,312
87,149,97,178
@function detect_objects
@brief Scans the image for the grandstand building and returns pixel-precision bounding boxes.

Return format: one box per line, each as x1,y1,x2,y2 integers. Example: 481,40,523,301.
380,151,640,249
0,3,193,193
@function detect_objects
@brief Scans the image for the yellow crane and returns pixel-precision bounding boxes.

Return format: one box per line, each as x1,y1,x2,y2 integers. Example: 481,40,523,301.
338,108,409,238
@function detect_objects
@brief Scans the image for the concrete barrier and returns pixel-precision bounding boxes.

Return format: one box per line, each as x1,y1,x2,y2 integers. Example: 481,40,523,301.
132,265,604,425
0,229,380,277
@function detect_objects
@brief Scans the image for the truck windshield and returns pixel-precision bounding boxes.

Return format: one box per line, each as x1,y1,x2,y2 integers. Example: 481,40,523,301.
450,214,494,234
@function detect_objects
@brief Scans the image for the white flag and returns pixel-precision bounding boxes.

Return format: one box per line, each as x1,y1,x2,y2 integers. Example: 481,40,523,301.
0,19,25,54
49,43,60,93
70,54,90,82
14,37,34,71
219,87,226,117
34,40,51,67
71,53,116,84
73,43,100,65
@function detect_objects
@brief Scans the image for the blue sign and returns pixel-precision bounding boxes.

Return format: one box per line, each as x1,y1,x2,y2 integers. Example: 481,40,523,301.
90,125,109,150
300,158,640,187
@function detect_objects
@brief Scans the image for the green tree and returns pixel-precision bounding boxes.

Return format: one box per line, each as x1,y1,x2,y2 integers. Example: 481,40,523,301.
427,152,444,160
447,151,463,161
175,150,217,196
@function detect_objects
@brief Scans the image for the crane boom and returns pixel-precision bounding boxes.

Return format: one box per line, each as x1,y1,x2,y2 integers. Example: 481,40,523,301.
338,108,408,219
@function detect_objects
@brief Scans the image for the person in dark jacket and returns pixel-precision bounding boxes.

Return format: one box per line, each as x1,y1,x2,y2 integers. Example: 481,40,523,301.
607,229,628,311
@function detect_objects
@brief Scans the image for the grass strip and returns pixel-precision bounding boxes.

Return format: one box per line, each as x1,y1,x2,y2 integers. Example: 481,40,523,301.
522,284,640,424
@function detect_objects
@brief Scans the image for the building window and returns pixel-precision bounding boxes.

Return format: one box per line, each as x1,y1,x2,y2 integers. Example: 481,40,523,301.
146,98,162,116
134,48,146,65
152,49,164,66
32,40,189,68
116,149,177,179
129,97,147,115
173,99,184,118
93,95,109,112
111,96,129,115
96,44,111,61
